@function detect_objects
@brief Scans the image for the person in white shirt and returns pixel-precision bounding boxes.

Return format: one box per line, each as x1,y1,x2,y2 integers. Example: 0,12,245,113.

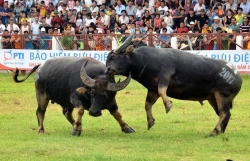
194,0,206,15
31,16,41,49
99,10,110,28
7,18,20,34
158,0,168,18
58,1,69,12
119,10,129,24
89,1,99,13
160,21,174,33
162,11,173,28
135,4,143,21
0,19,6,34
45,12,52,26
74,0,82,13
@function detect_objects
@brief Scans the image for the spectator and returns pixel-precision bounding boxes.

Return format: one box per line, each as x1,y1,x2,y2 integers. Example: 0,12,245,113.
211,16,223,33
144,20,153,31
173,8,186,29
24,30,34,49
51,10,63,28
20,19,30,34
228,17,239,32
0,19,6,34
223,9,234,26
14,2,25,21
91,11,98,24
45,11,52,26
1,1,12,25
10,30,21,49
37,27,51,49
240,16,250,33
234,7,244,25
31,16,41,49
118,23,128,34
183,0,194,15
100,9,110,28
7,18,20,34
153,13,162,32
135,0,145,6
85,13,94,27
76,12,83,28
39,16,50,33
143,0,155,15
47,2,56,13
109,8,118,30
68,0,75,11
26,0,33,16
177,21,189,33
60,4,68,19
58,1,68,12
20,11,29,25
115,0,126,16
158,28,170,48
135,4,143,21
126,0,137,17
119,10,129,24
90,1,99,13
239,0,250,15
201,22,212,33
194,0,206,15
226,0,237,14
158,0,168,18
217,4,224,18
106,6,113,16
162,11,173,28
133,21,146,34
228,27,238,50
204,30,215,50
128,15,136,24
184,8,197,27
212,0,224,11
99,4,107,13
197,9,209,31
141,10,152,27
1,29,11,49
188,21,199,32
74,0,82,13
160,21,174,33
38,1,47,17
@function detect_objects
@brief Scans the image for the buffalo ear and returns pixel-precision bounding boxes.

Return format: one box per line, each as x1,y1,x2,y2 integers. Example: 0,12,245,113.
124,45,134,56
76,87,90,94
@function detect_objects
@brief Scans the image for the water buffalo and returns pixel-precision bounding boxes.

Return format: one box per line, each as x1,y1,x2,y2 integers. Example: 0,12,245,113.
13,57,134,136
105,31,242,136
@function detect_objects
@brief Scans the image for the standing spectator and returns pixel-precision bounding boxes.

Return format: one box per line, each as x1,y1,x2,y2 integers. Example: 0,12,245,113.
158,28,170,48
100,9,110,28
68,0,75,11
47,2,56,13
158,0,168,18
183,0,194,15
20,20,30,34
10,30,21,49
226,0,237,14
24,30,33,49
240,0,250,15
1,29,11,49
115,0,126,16
162,11,173,28
211,16,223,33
234,7,245,25
0,1,12,25
197,9,209,31
38,1,47,17
240,16,250,33
194,0,206,15
31,16,41,49
184,8,197,27
109,8,118,30
37,27,51,49
74,0,82,13
141,10,152,27
228,27,238,50
0,19,6,34
7,18,20,34
119,10,129,24
126,0,137,17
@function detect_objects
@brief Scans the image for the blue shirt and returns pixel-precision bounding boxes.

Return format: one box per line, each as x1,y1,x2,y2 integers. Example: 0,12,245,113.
0,7,12,25
158,35,170,43
25,36,34,49
115,5,126,15
39,34,51,50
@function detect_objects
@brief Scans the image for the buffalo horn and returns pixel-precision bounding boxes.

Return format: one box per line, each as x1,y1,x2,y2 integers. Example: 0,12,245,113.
106,72,131,91
114,30,135,54
80,61,96,88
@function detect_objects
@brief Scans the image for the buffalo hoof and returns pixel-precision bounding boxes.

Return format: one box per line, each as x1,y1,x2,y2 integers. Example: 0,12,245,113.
148,121,155,130
38,129,44,133
166,101,173,113
71,128,81,136
207,129,220,137
123,127,135,133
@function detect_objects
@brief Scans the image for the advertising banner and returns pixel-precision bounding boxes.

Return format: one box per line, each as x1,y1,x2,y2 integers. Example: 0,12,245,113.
0,49,249,74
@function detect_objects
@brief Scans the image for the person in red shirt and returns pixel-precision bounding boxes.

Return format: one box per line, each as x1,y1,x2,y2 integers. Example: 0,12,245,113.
177,22,188,33
51,10,63,29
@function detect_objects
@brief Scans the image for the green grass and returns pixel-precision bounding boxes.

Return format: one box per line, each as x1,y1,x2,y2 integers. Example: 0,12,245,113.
0,72,250,161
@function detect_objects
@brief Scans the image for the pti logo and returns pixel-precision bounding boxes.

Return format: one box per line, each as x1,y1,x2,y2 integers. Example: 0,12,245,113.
4,50,12,61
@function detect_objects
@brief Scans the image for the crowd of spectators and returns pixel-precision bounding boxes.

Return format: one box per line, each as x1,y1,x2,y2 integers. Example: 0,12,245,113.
0,0,250,50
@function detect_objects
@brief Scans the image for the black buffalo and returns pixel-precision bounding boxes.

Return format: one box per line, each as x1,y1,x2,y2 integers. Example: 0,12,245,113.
105,32,242,136
13,57,134,136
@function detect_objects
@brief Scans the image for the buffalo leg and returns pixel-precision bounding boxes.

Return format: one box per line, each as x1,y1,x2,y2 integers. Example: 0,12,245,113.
111,110,135,133
36,92,49,133
158,86,173,113
146,91,159,130
71,106,84,136
62,107,75,125
208,92,232,137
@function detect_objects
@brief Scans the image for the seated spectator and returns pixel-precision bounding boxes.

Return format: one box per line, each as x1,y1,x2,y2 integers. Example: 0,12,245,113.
188,21,199,32
158,0,168,18
132,21,146,34
58,1,69,12
76,12,83,28
47,2,56,13
39,1,47,17
106,6,113,16
119,10,129,24
144,20,153,31
99,4,107,13
234,7,245,25
141,10,152,27
217,4,224,18
7,18,20,34
126,0,137,17
226,0,237,14
10,30,21,49
162,11,173,28
74,0,82,13
14,2,25,22
109,9,119,30
135,0,145,6
228,17,239,32
0,19,6,34
45,11,52,26
67,0,75,11
1,1,12,26
1,29,11,49
99,9,110,28
21,20,30,34
51,10,64,28
173,8,186,29
154,13,162,33
201,22,212,33
158,28,170,48
239,16,250,33
85,13,94,27
91,11,98,24
197,9,209,31
160,21,174,33
223,9,234,26
194,0,206,15
211,16,223,33
184,8,197,28
135,4,143,21
143,0,155,16
20,11,30,25
115,0,125,16
129,15,136,24
177,22,188,33
239,0,250,15
118,23,128,34
183,0,194,15
39,17,50,33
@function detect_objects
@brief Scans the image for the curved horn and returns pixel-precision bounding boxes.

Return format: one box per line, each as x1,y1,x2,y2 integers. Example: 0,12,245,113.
106,72,131,91
80,61,96,88
114,30,135,54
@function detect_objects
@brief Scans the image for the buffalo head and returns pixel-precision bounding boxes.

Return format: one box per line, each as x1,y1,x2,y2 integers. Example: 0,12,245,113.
79,61,131,117
106,31,135,76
